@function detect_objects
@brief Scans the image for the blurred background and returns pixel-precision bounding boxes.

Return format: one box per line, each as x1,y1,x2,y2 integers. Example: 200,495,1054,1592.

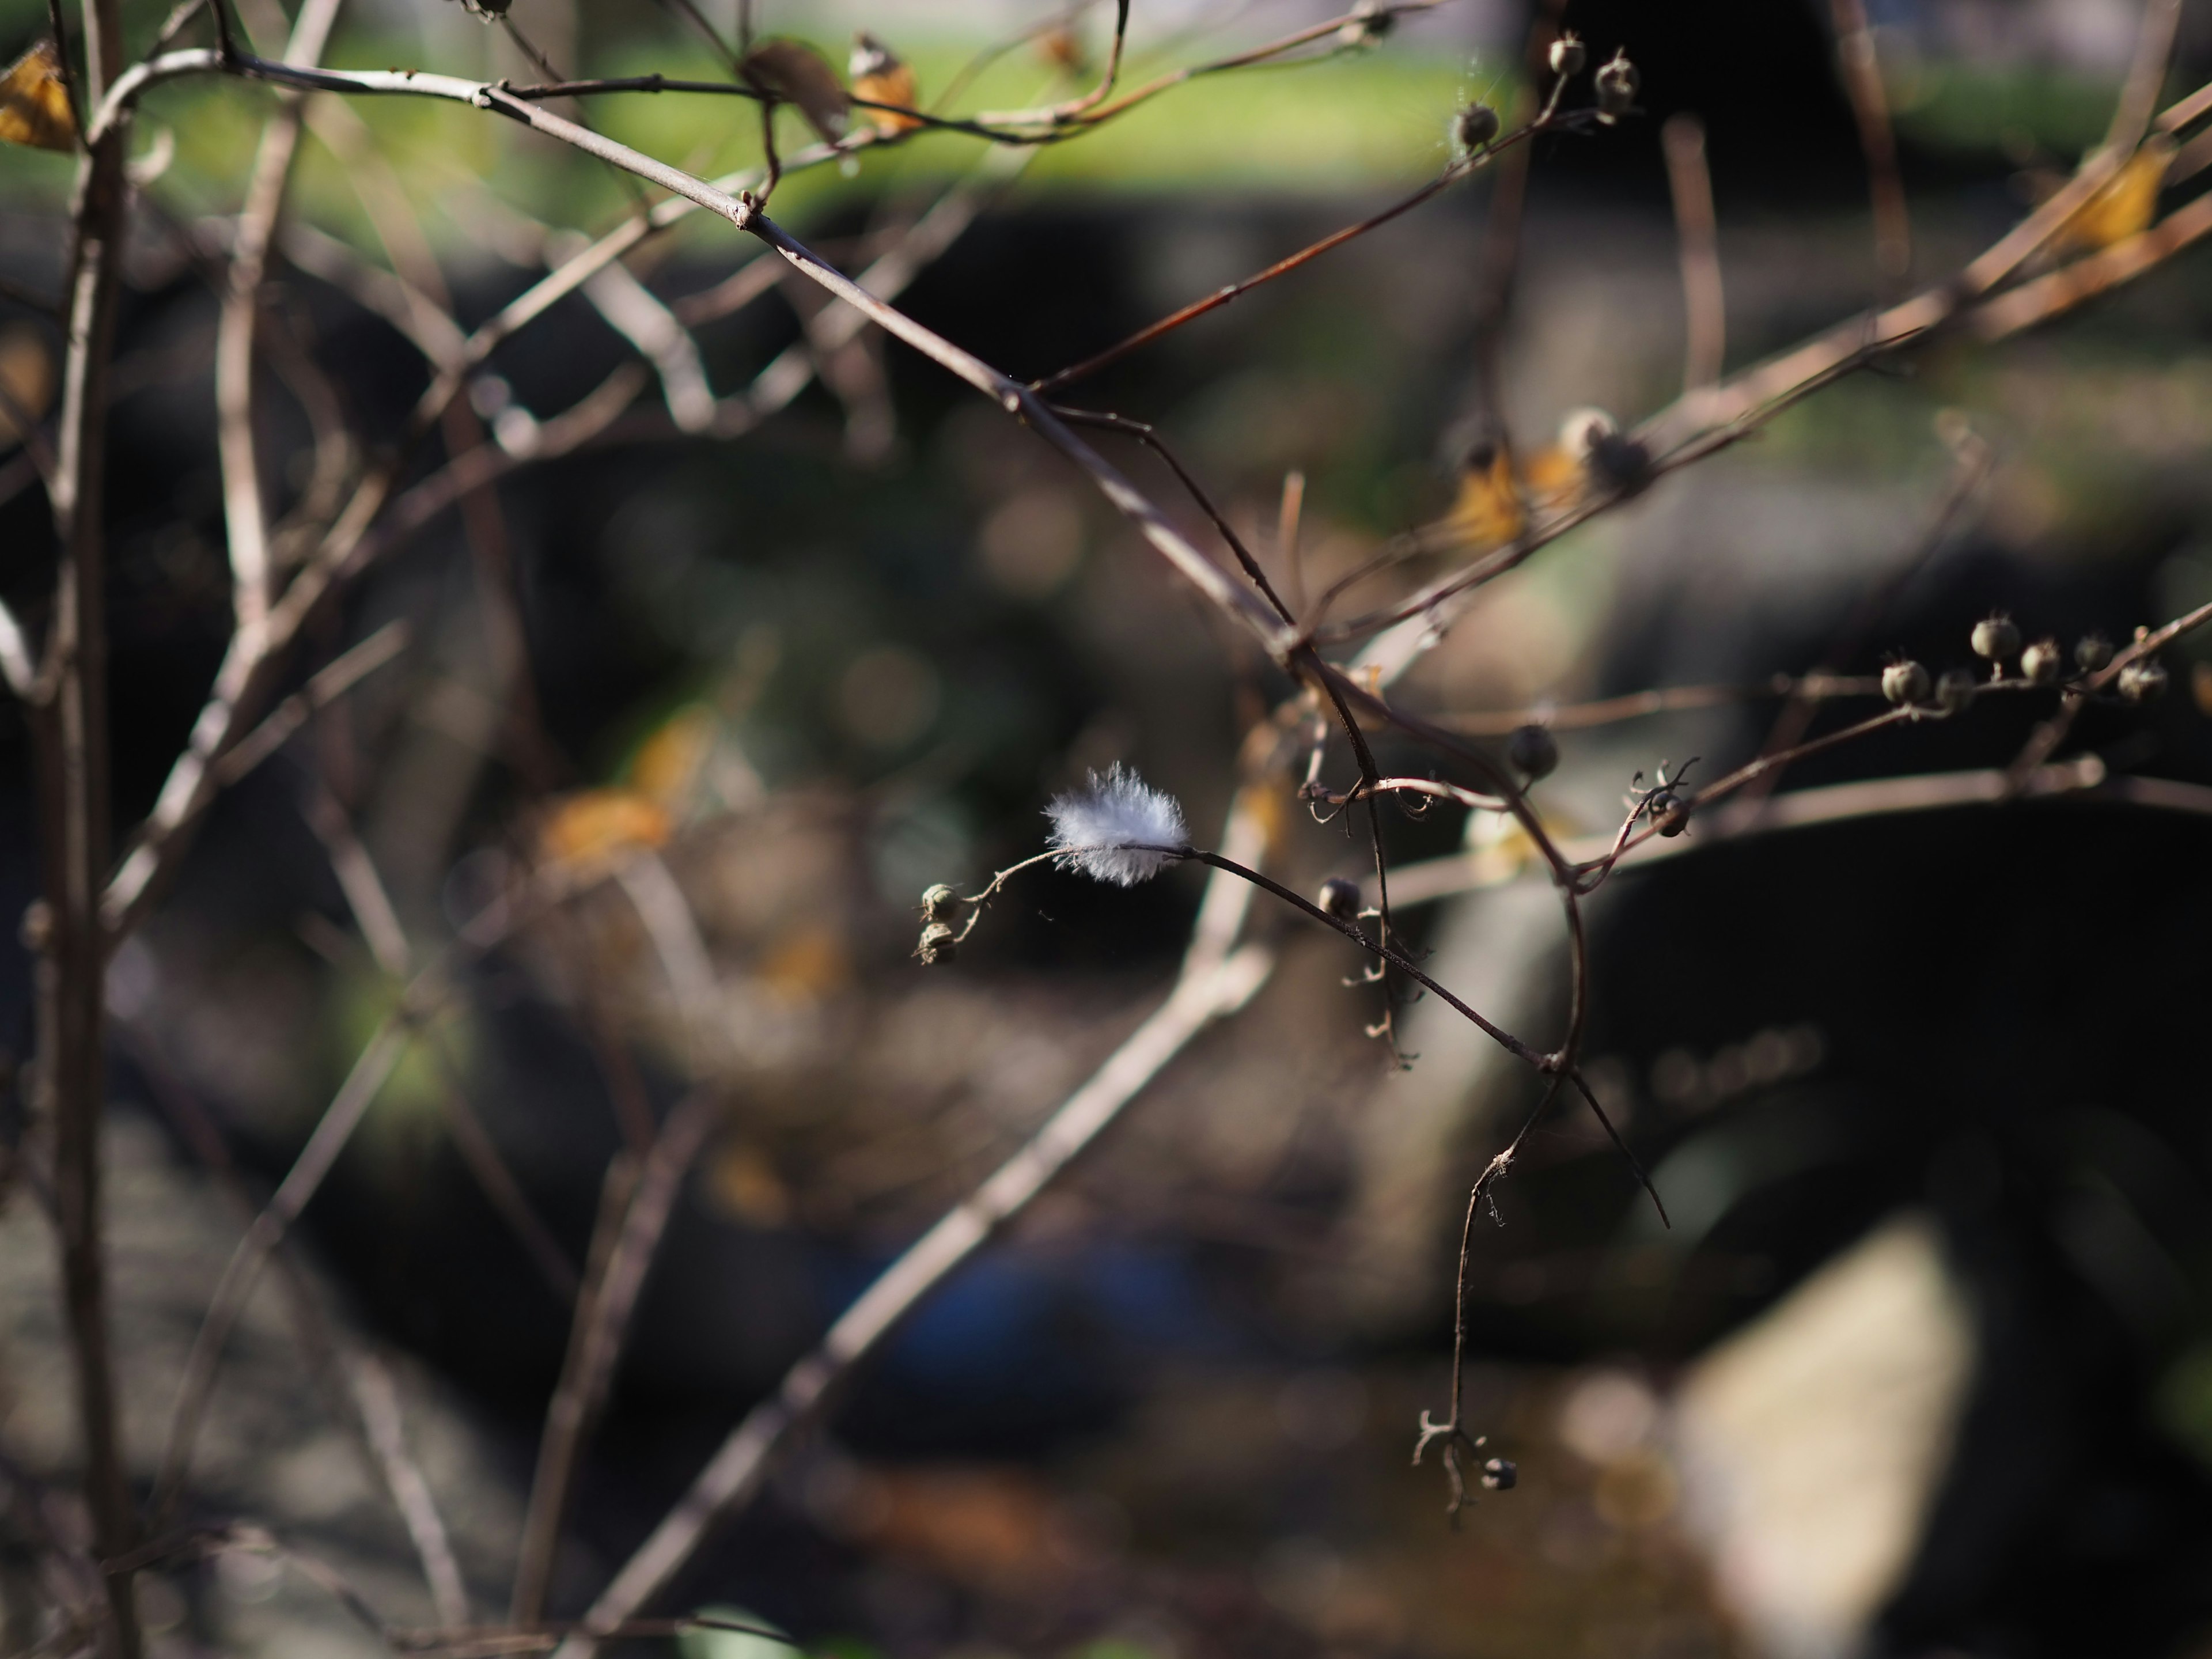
2,0,2212,1656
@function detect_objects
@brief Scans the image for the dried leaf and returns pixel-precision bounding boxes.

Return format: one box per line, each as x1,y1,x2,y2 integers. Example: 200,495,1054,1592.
537,788,671,867
0,321,55,445
0,40,77,154
740,39,848,142
849,32,921,136
2055,136,2173,255
1442,442,1527,550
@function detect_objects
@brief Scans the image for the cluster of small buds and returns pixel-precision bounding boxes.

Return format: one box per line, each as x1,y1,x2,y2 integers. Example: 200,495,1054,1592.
1880,619,2166,711
1508,723,1559,781
915,882,963,965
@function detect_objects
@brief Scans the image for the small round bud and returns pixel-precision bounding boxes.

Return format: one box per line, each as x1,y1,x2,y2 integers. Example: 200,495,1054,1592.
2020,638,2062,685
1317,876,1362,922
1507,723,1559,780
2075,634,2113,672
1453,103,1501,153
1970,613,2020,663
1594,50,1639,123
2118,657,2168,703
1548,33,1586,78
914,921,958,965
1649,789,1689,837
1936,668,1976,713
919,882,959,921
1881,660,1930,706
1480,1456,1518,1491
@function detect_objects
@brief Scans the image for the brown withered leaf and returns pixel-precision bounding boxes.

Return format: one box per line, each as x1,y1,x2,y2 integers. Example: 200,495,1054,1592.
849,32,921,135
740,39,848,142
0,41,77,154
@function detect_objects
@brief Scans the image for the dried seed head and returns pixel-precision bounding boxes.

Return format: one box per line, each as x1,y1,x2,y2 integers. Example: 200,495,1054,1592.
1936,667,1977,713
1336,0,1393,47
1481,1456,1518,1491
2075,633,2113,672
919,882,959,921
1560,406,1649,493
1881,659,1930,706
1453,102,1501,153
1649,789,1690,836
2118,657,2168,703
915,921,958,965
1594,50,1639,123
1548,32,1586,78
1317,876,1363,922
2020,638,2062,685
1507,723,1559,780
1970,613,2021,662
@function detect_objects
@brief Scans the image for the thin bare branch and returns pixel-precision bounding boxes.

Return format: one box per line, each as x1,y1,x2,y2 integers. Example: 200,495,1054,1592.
1661,113,1724,397
547,797,1277,1658
510,1093,717,1627
1827,0,1911,289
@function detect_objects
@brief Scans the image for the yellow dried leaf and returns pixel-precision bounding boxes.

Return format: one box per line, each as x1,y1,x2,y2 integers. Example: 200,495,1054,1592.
740,39,849,142
0,321,56,445
849,33,921,135
0,40,76,154
627,704,715,812
2054,136,2173,256
756,923,849,1002
537,789,670,867
1443,442,1526,550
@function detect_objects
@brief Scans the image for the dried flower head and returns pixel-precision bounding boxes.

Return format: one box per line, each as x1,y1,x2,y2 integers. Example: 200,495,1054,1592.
1046,763,1189,886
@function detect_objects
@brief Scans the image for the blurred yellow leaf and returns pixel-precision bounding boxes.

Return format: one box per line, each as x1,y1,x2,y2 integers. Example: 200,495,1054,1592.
1437,438,1589,551
0,322,56,445
537,789,670,867
2054,136,2172,256
704,1141,790,1228
740,39,849,142
1443,442,1525,550
849,33,921,136
756,922,849,1002
628,704,716,812
0,41,75,154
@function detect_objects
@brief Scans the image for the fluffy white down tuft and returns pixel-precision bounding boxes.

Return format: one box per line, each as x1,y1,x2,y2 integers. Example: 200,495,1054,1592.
1045,764,1189,885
